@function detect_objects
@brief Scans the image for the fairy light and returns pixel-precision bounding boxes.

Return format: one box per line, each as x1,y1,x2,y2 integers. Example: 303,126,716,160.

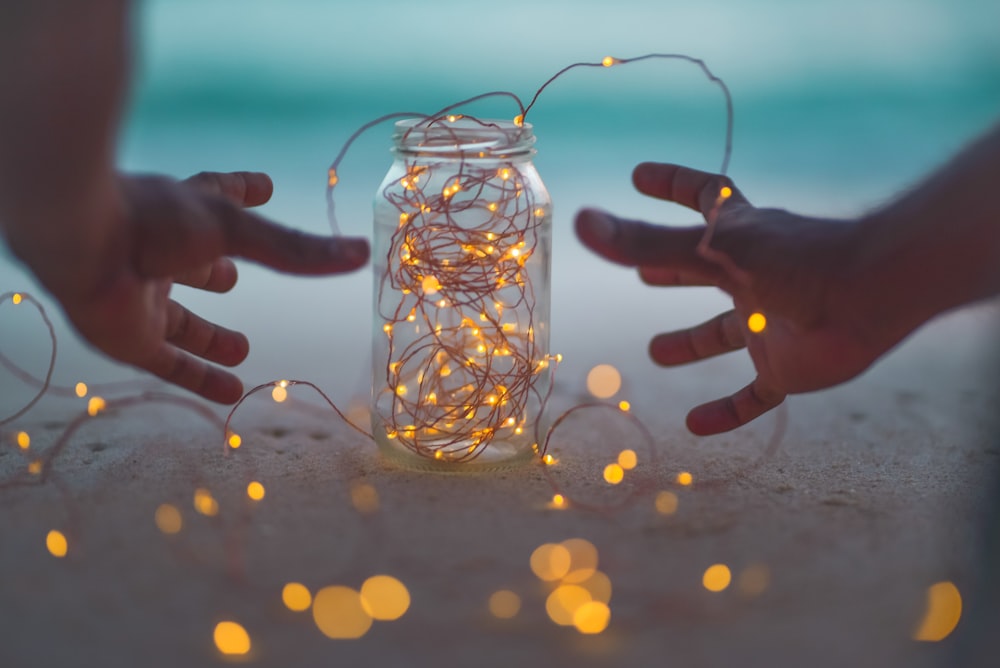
11,293,22,305
282,583,313,612
617,449,637,470
359,575,411,621
702,564,732,592
720,185,732,199
246,481,266,501
312,586,373,640
748,312,767,333
46,529,68,558
677,471,693,486
74,382,87,398
603,463,624,485
618,400,630,412
155,503,183,534
602,55,616,67
272,384,288,403
550,493,566,508
16,431,30,450
488,590,521,619
193,488,219,517
87,396,106,416
213,621,251,656
542,453,557,466
227,433,242,449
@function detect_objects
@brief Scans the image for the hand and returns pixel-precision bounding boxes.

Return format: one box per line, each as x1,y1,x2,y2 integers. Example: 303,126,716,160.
33,171,369,404
575,163,895,435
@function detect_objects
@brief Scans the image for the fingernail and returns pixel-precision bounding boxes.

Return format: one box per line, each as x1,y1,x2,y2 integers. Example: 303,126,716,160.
578,209,617,244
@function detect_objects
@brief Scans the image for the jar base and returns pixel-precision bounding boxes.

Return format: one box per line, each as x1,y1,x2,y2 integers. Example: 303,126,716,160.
372,429,538,473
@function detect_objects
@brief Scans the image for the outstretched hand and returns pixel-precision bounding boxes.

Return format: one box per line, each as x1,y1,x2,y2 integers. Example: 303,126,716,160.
576,163,895,435
38,171,369,404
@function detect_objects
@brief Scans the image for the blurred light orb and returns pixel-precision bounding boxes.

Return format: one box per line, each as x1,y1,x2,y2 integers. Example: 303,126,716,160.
573,600,611,634
586,364,622,399
247,481,266,501
282,582,312,612
913,581,962,642
213,621,251,656
313,586,372,639
603,463,624,485
703,564,732,592
360,575,411,621
747,312,767,333
546,584,592,626
655,491,679,515
155,503,183,534
488,590,521,619
530,543,572,581
46,530,68,558
561,538,599,583
617,449,637,470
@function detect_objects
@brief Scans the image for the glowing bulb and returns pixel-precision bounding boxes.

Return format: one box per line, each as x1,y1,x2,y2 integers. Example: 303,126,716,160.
46,530,68,558
16,431,30,450
328,169,339,187
543,454,556,466
618,400,631,412
194,488,219,517
913,581,963,642
655,491,679,515
227,433,242,449
617,449,637,470
489,590,521,619
551,494,566,508
282,582,312,612
247,481,265,501
603,463,624,485
422,275,440,295
383,323,393,334
12,293,23,305
513,114,524,127
487,202,498,212
399,212,409,226
720,186,732,199
602,55,616,67
499,168,511,181
74,382,87,397
271,385,288,403
447,114,458,122
213,621,251,656
360,575,411,621
155,503,183,534
702,564,732,592
677,471,693,486
312,586,373,639
396,384,408,396
747,312,767,333
87,396,106,416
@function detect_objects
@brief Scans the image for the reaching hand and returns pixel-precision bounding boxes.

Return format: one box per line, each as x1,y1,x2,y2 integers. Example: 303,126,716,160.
575,163,897,435
37,171,369,404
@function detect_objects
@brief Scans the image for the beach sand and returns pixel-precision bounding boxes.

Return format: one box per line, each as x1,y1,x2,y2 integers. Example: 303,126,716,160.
1,300,998,668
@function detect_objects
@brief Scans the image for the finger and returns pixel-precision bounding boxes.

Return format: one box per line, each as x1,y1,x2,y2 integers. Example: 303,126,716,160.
650,310,745,366
632,163,750,217
208,199,370,275
174,257,238,293
638,265,720,287
686,379,785,435
575,208,718,270
165,300,249,367
144,344,244,404
184,171,274,207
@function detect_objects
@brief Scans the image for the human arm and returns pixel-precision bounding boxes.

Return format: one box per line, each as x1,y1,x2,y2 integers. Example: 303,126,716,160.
574,122,1000,434
0,1,369,403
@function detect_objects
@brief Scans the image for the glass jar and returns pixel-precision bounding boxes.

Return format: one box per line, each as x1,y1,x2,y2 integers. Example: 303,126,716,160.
371,117,552,471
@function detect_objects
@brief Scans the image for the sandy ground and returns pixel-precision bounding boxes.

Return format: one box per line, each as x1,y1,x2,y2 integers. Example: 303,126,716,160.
1,302,998,668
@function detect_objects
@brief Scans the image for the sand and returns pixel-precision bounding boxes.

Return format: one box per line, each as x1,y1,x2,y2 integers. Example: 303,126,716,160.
1,301,998,668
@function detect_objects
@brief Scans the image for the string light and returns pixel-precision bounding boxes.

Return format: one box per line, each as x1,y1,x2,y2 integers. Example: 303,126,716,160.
16,431,30,450
272,384,288,403
87,396,106,416
11,293,22,305
747,312,767,333
46,529,68,558
213,621,251,656
227,433,242,449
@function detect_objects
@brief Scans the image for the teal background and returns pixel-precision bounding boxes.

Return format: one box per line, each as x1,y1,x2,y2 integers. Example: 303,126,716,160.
3,0,999,411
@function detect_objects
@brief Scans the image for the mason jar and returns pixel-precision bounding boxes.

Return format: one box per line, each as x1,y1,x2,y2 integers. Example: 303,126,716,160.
371,117,552,470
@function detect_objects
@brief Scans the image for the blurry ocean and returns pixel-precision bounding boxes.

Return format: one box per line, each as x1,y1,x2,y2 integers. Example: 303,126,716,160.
2,0,998,412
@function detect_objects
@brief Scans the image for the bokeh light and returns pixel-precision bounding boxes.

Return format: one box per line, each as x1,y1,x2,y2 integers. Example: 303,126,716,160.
282,582,312,612
74,382,87,398
577,570,612,604
702,564,732,592
618,400,630,412
87,396,106,416
46,530,68,558
155,503,183,535
737,564,770,597
561,538,599,584
247,481,266,501
488,590,521,619
194,488,219,517
227,433,242,449
272,385,288,403
16,431,30,450
677,471,693,486
350,482,380,514
550,494,566,509
572,601,611,634
603,463,624,485
530,543,572,581
617,449,637,470
359,575,411,621
28,460,42,475
913,581,962,642
213,621,251,656
546,584,592,626
586,364,622,399
655,491,679,515
12,292,22,305
312,586,373,639
747,312,767,333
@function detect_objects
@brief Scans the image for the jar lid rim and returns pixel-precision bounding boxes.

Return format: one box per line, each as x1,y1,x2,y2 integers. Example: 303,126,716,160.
392,117,534,154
